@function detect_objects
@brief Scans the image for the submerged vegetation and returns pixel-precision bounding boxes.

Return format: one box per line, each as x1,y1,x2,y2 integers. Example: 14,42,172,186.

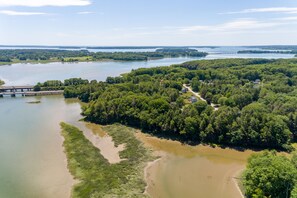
0,48,207,65
26,100,41,104
60,122,154,198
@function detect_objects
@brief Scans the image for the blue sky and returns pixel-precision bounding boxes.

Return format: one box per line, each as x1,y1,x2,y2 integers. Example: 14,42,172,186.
1,0,297,46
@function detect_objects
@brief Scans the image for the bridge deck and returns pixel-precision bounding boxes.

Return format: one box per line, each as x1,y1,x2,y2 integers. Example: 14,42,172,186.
0,85,64,97
0,85,34,91
0,90,64,96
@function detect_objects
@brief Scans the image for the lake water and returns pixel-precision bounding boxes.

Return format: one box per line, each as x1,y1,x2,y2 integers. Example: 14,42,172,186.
0,95,253,198
0,57,202,85
0,96,81,198
0,47,294,198
136,133,254,198
0,46,294,86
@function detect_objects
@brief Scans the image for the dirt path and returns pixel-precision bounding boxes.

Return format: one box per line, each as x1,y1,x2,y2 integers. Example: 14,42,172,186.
183,84,219,111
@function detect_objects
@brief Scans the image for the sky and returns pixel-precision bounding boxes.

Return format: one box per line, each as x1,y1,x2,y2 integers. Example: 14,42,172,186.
1,0,297,46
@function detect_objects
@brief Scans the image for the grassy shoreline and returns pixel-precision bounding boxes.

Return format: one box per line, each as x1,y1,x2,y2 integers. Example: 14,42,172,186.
0,58,132,66
234,170,245,198
60,122,155,198
0,55,205,67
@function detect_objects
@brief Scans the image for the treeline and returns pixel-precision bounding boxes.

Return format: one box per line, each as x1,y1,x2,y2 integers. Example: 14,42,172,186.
41,58,297,150
243,151,297,198
156,48,208,57
0,49,90,62
238,50,297,54
0,48,208,63
34,78,90,91
257,45,297,51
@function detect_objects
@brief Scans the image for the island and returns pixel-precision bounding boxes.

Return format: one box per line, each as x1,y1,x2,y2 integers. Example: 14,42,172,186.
238,50,297,54
0,48,208,66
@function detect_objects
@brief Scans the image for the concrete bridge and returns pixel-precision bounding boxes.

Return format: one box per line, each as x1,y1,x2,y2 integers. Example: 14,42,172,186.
0,85,63,97
0,85,34,92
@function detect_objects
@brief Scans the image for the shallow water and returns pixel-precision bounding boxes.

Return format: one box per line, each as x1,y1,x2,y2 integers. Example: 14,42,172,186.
0,96,81,198
72,122,126,164
136,132,254,198
0,96,130,197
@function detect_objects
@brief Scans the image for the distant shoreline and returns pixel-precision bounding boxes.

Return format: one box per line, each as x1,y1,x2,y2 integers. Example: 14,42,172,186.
0,55,205,67
0,58,128,66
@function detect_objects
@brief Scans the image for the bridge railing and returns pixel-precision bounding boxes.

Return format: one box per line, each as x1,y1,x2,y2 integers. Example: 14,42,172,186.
0,86,63,97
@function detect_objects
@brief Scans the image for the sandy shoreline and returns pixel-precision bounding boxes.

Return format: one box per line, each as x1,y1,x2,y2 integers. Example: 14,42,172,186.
60,134,78,198
136,131,251,198
233,169,245,198
144,157,163,196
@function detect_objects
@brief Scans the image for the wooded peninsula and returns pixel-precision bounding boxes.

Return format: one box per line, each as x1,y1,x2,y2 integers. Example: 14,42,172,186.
36,58,297,151
27,58,297,197
238,50,297,54
0,48,207,65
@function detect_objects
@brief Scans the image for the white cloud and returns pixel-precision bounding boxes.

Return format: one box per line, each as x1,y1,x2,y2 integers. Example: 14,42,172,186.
0,10,46,16
278,16,297,21
222,7,297,14
181,19,278,32
77,11,93,15
0,0,91,7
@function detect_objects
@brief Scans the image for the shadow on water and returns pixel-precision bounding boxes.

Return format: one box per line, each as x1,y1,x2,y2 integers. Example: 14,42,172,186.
85,120,283,156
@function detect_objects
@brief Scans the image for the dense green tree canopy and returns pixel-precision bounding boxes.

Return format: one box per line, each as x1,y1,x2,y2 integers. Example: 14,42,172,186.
39,58,297,150
0,48,207,63
243,151,297,198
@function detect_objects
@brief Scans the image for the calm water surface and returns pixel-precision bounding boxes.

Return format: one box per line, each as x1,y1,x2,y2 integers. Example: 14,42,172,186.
0,95,252,198
0,57,201,85
0,46,294,86
0,96,82,198
136,133,254,198
0,48,293,198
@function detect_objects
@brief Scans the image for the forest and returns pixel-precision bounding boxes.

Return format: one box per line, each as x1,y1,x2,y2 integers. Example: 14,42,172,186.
0,48,207,64
35,58,297,151
243,151,297,198
238,50,297,54
256,45,297,51
36,58,297,197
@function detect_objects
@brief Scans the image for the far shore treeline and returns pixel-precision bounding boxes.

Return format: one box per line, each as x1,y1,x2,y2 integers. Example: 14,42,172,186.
0,48,207,65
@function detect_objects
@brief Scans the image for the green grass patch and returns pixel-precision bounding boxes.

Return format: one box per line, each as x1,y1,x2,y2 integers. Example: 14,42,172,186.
181,91,194,105
60,122,154,198
62,56,93,62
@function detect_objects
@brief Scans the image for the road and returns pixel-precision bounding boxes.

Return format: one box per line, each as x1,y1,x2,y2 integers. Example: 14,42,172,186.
183,84,219,111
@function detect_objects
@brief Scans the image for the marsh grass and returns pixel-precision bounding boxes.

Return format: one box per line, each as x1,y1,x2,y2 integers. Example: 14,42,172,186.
60,122,154,198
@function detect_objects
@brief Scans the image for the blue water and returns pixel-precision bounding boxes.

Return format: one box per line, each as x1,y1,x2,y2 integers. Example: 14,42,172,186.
0,46,295,198
0,46,294,86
